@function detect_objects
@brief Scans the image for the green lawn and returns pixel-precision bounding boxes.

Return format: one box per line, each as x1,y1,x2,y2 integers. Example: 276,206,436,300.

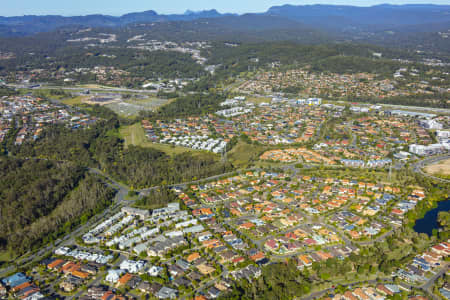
119,123,194,155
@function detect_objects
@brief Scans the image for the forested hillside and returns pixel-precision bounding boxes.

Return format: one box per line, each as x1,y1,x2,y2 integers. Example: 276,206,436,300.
0,46,205,84
0,158,115,253
140,93,225,120
10,103,231,188
205,42,416,76
105,145,231,188
0,99,234,254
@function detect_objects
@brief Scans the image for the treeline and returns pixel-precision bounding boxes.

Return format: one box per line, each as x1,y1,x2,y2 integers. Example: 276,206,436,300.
349,94,449,109
7,174,115,254
310,55,400,75
48,47,205,79
13,125,231,189
223,261,312,299
98,142,232,188
11,105,120,165
140,93,226,120
0,157,116,253
134,186,177,209
0,157,84,249
205,42,412,77
11,103,231,188
0,44,205,83
438,211,449,240
0,86,17,96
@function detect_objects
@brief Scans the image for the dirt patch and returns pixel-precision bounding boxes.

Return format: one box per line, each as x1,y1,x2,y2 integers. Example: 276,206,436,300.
424,158,450,176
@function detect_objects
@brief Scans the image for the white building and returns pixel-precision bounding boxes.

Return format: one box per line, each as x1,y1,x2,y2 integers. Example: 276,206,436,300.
54,247,70,256
419,119,443,130
106,269,123,283
307,98,322,105
121,207,150,219
148,265,164,276
120,260,146,273
175,219,198,228
436,130,450,138
215,106,252,117
409,143,447,156
220,99,239,107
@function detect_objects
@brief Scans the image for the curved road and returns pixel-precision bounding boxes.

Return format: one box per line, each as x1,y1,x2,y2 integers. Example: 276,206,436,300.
412,154,450,184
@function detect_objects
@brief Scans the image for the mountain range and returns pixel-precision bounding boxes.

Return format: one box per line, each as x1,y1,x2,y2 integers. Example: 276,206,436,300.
0,9,233,36
0,5,449,53
0,4,449,37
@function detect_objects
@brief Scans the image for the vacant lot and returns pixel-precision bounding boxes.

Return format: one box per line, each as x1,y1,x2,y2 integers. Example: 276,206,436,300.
247,96,272,104
424,158,450,176
228,140,267,168
61,96,87,106
119,123,193,155
106,98,170,117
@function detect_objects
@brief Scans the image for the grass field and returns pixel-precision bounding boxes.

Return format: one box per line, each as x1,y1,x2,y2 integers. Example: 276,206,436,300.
424,158,450,176
227,141,267,168
61,96,87,106
247,96,272,104
119,123,193,155
0,250,16,263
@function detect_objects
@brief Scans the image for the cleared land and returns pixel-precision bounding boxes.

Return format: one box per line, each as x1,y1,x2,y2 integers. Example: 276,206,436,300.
61,96,87,106
106,98,169,117
77,84,116,89
119,123,193,155
424,158,450,176
247,96,272,104
227,141,267,168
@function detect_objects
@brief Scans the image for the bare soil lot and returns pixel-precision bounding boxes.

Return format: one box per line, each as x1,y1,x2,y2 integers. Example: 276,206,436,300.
424,158,450,176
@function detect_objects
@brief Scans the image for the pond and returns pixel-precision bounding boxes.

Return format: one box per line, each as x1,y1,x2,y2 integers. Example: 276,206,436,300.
413,198,450,236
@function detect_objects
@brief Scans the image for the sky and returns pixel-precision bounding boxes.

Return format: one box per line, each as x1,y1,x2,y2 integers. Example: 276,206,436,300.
2,0,449,16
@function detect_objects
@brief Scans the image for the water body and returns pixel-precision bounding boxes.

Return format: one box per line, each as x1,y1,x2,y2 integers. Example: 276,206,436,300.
414,199,450,236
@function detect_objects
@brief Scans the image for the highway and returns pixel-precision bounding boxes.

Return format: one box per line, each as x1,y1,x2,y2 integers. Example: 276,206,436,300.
7,83,159,95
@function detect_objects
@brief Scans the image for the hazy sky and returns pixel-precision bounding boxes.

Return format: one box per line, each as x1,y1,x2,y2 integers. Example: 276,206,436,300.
2,0,449,16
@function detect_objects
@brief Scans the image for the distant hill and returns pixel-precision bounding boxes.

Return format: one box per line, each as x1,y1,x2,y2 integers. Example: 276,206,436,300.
0,4,448,53
266,4,450,30
0,9,235,37
0,4,448,37
117,14,330,44
264,4,450,52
